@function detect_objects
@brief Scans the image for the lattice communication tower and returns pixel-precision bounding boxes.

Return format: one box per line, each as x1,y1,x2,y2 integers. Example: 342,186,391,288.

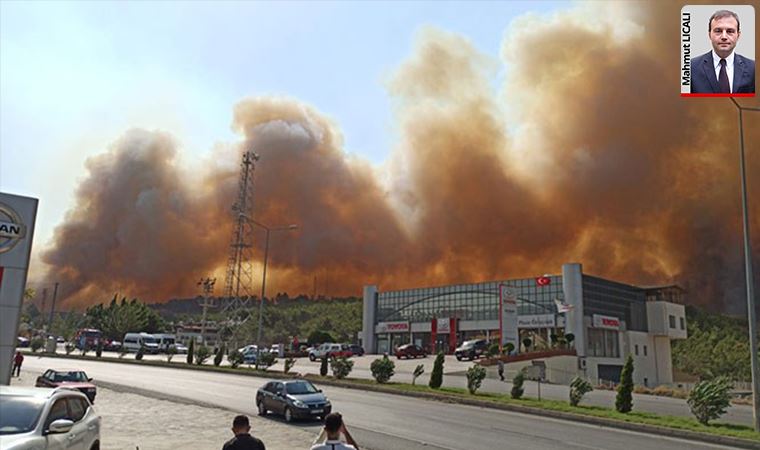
221,150,259,314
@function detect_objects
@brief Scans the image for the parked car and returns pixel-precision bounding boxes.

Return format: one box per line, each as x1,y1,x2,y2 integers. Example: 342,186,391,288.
394,344,427,359
16,337,30,348
238,344,258,354
308,343,352,361
454,339,489,361
347,344,364,356
103,339,122,351
122,332,160,354
0,386,101,450
170,343,188,354
55,336,65,344
35,369,97,403
256,379,331,422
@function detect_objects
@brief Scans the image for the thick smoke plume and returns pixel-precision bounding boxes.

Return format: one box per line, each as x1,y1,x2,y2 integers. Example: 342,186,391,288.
40,1,759,313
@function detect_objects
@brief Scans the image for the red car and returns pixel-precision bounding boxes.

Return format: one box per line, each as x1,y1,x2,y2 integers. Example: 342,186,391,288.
36,369,97,403
395,344,427,359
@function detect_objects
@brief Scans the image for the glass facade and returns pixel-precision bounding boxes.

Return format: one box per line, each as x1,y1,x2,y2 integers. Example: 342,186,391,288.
376,275,563,324
582,275,648,332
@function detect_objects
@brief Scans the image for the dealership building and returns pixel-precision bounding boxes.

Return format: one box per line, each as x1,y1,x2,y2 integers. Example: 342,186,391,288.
361,263,687,386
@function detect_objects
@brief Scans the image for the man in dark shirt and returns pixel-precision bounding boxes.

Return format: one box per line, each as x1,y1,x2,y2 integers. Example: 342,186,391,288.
222,415,266,450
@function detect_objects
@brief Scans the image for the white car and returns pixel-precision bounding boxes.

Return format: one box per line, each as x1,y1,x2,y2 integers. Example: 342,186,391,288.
0,386,101,450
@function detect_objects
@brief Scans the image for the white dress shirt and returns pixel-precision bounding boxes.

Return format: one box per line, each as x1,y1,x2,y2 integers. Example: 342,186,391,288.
712,51,735,93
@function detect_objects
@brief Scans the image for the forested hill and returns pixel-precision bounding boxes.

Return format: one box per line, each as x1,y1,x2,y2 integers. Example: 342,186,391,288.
672,305,756,381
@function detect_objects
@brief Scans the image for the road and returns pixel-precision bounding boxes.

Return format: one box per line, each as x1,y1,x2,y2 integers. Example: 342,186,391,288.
21,356,742,450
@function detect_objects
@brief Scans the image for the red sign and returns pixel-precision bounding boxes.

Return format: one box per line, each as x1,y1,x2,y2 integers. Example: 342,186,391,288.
593,314,620,330
536,276,551,286
376,321,409,333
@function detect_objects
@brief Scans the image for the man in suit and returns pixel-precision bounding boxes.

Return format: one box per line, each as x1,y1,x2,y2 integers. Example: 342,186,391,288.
691,10,755,94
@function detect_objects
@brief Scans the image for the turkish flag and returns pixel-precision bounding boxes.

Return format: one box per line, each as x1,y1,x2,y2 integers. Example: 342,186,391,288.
536,276,551,286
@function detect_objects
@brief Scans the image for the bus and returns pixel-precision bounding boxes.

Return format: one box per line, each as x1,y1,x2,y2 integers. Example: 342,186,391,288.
73,328,103,350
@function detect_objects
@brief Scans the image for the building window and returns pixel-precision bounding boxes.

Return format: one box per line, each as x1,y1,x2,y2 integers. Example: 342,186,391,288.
587,328,620,358
635,344,639,356
669,315,676,328
680,317,685,330
643,345,648,356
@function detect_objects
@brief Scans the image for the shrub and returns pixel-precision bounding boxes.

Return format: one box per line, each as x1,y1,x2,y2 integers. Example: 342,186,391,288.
320,357,329,376
688,376,732,425
31,338,44,353
308,330,335,346
412,364,425,385
565,334,575,346
466,364,487,394
511,370,525,399
428,352,445,389
487,342,500,358
214,344,225,367
569,377,593,406
227,349,244,368
65,342,75,355
194,346,211,365
95,342,103,358
616,355,634,413
370,355,395,383
187,339,195,364
258,351,276,369
522,338,532,352
165,345,177,363
504,342,515,355
284,357,296,374
135,347,144,361
331,357,354,379
118,347,126,359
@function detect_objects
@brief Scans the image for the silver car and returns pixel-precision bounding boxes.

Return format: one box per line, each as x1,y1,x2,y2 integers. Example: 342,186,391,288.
0,386,101,450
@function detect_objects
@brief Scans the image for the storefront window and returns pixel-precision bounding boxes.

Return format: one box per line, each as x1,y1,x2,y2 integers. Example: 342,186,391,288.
587,328,620,358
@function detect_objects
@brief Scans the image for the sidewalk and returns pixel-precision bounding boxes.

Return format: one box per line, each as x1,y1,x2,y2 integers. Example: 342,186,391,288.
11,371,317,450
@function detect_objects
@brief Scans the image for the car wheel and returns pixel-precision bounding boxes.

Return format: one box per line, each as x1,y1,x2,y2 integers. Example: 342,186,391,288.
309,354,316,362
284,407,294,423
456,356,462,361
257,401,267,416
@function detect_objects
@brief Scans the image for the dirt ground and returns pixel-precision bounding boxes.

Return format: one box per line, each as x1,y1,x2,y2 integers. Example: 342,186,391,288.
11,371,317,450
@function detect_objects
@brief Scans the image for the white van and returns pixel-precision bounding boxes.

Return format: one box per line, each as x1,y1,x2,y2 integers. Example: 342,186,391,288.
123,332,160,354
152,333,177,352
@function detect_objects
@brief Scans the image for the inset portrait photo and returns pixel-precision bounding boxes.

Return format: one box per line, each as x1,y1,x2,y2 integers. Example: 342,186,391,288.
681,5,755,96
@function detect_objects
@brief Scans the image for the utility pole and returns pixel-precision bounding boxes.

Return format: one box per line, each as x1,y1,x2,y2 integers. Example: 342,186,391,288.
197,278,216,347
46,282,58,337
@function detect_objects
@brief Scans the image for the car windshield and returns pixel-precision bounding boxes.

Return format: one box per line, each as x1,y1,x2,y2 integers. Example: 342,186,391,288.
53,371,88,382
286,381,318,395
144,338,157,344
0,396,46,434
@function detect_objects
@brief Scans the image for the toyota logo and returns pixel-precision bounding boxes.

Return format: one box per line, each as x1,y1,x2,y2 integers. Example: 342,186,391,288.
0,202,26,254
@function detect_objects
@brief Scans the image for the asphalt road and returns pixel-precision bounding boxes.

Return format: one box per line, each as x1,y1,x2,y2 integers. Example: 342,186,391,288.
20,356,741,450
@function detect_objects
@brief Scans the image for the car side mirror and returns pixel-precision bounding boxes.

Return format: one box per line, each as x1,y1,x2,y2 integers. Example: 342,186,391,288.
277,392,285,397
47,419,74,434
317,389,323,392
88,378,93,382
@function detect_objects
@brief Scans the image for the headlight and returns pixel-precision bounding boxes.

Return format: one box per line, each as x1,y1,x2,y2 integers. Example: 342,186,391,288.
324,399,331,406
292,399,306,408
88,388,96,393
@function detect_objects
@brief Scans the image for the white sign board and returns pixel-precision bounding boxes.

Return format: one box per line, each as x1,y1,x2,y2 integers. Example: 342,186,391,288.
499,285,519,350
518,314,556,329
0,193,38,385
375,321,410,333
592,314,621,330
436,318,450,333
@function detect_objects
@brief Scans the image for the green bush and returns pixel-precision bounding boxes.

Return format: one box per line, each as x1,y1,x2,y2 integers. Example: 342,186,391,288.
194,346,211,365
227,349,244,368
466,364,487,394
284,357,296,374
31,338,44,353
308,330,335,346
135,347,144,361
65,342,75,355
95,341,103,358
487,342,500,358
412,364,425,385
118,346,127,359
258,351,276,369
569,376,593,406
688,376,732,425
565,334,575,346
370,355,395,383
81,344,89,356
511,370,525,399
428,352,445,389
214,344,225,367
616,355,634,413
504,342,515,355
320,357,329,376
522,338,532,352
330,357,354,379
165,345,177,363
187,339,194,364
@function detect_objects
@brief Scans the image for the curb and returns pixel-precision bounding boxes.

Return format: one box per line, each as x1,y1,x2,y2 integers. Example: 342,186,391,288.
30,351,760,449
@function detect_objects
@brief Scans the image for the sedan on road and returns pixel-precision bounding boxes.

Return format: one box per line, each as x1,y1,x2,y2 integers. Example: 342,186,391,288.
35,369,97,403
394,344,427,359
256,379,331,422
454,339,489,361
0,386,101,450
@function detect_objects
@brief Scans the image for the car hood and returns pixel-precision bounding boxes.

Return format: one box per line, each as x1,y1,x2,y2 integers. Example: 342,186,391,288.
288,393,326,403
56,381,96,389
455,346,472,352
0,433,44,450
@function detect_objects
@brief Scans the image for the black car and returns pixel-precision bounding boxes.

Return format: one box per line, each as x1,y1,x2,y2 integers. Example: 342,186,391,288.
347,344,364,356
256,379,331,422
454,339,489,361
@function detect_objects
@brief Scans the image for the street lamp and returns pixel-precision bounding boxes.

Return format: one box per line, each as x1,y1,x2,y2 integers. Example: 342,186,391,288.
245,217,298,367
728,98,759,432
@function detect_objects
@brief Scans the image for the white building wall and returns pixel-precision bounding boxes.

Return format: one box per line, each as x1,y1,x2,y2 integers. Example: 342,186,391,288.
626,331,658,386
646,301,687,339
563,263,585,357
362,286,378,353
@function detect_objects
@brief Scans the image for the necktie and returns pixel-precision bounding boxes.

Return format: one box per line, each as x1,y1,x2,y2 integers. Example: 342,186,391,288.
718,59,730,93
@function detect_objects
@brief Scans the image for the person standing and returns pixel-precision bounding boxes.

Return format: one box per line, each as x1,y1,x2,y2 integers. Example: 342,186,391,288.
497,358,505,382
311,413,359,450
12,351,24,377
222,415,265,450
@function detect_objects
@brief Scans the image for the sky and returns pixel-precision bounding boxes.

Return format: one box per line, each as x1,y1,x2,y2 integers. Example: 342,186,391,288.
1,0,565,249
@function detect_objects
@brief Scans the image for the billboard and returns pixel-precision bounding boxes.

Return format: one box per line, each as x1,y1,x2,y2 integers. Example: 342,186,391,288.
499,284,519,351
